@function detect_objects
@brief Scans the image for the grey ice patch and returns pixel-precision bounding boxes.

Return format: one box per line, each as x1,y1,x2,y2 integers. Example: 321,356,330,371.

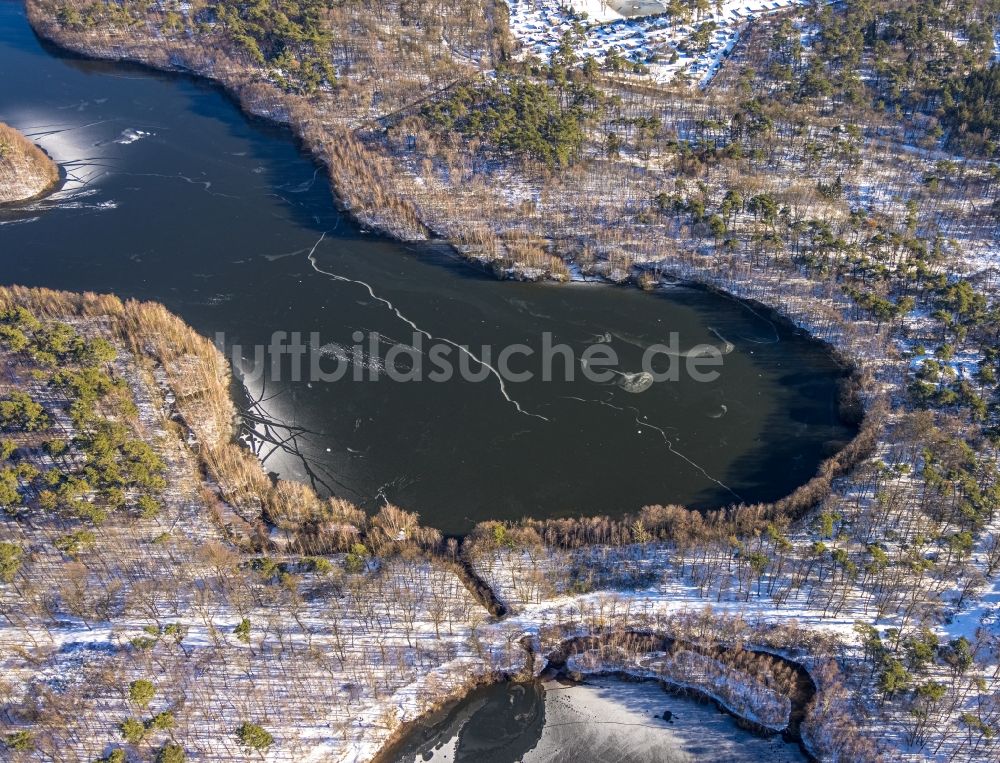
708,328,735,354
616,371,654,394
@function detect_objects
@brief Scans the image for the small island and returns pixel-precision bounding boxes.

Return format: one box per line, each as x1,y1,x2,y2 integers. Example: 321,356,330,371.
0,121,58,204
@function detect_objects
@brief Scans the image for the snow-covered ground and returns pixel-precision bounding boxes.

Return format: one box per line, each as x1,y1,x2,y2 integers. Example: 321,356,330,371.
505,0,809,85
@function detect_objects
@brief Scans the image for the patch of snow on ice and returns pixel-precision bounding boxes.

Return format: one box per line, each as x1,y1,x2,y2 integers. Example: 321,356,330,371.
114,128,153,145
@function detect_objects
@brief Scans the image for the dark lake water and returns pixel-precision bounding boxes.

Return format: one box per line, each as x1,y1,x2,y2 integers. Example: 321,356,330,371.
386,678,807,762
0,1,855,534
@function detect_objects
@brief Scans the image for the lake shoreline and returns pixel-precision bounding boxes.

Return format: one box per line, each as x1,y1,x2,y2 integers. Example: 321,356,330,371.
8,4,998,761
375,630,820,763
545,632,816,744
0,121,61,205
22,3,873,543
10,14,881,762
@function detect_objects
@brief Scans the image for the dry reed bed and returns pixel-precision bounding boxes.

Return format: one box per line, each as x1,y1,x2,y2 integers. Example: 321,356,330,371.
0,122,59,204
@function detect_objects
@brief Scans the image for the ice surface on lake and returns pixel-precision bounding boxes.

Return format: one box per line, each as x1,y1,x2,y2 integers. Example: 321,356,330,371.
401,677,806,762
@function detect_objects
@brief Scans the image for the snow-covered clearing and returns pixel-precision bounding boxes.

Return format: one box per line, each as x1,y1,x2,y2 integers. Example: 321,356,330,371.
506,0,808,85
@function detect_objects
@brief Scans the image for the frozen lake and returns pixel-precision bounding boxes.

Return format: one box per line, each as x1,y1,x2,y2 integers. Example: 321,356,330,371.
0,0,854,534
386,676,807,762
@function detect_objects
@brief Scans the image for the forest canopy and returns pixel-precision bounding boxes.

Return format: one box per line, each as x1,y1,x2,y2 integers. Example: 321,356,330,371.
943,64,1000,157
209,0,336,92
422,75,601,168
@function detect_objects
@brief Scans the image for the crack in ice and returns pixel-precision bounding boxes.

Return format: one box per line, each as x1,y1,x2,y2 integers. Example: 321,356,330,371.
559,395,740,502
634,418,743,502
305,232,549,422
117,171,240,198
238,373,367,500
